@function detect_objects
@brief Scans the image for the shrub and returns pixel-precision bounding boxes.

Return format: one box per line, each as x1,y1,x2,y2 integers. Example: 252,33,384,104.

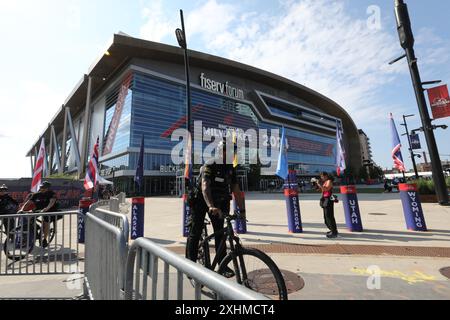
414,179,436,195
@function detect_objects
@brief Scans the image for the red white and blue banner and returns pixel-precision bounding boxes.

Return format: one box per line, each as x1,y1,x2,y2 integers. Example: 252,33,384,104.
84,137,99,190
427,84,450,120
389,113,406,173
31,138,46,193
340,186,363,232
284,170,303,233
399,184,427,232
336,121,346,177
78,199,94,244
131,197,145,239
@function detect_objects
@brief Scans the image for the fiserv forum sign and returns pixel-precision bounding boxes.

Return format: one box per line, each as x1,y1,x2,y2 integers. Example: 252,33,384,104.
200,73,244,100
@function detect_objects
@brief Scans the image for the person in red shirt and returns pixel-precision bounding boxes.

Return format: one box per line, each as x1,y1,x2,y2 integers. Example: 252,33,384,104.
315,172,339,239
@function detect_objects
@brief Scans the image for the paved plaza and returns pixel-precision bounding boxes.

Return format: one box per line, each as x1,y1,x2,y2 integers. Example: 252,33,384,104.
1,192,450,300
132,192,450,300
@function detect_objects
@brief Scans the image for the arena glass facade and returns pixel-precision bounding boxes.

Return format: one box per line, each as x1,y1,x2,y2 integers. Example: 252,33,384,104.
99,70,338,195
26,34,361,197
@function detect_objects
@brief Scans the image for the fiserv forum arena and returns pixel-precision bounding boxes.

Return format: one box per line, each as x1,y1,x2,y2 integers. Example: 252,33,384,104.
26,33,362,196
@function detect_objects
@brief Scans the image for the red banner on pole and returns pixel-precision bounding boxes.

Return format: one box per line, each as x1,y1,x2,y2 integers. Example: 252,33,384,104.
427,85,450,120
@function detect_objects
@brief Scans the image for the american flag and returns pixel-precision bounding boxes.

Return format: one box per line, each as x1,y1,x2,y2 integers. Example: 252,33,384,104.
84,137,99,190
389,113,406,173
31,138,46,193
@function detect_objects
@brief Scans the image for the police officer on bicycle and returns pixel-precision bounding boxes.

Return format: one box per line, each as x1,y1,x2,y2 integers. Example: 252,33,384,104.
0,184,19,232
186,138,245,278
21,181,58,248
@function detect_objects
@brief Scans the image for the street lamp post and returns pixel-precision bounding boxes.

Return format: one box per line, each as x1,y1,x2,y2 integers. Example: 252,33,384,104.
401,114,420,179
394,0,449,205
175,10,193,195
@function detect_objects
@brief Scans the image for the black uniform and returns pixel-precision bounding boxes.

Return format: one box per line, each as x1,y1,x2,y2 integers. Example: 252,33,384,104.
186,160,237,263
0,194,18,232
30,191,59,222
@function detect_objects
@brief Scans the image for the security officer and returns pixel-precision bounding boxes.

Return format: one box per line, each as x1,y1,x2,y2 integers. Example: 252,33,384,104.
22,181,58,248
186,138,245,277
0,184,19,232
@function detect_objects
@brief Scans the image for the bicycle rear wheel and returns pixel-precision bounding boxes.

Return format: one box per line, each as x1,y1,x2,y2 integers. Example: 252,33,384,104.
218,247,288,300
37,219,56,247
3,228,35,261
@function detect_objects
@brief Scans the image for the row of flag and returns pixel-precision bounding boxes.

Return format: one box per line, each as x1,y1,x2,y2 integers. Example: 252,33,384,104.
31,114,406,193
30,135,145,194
275,120,346,180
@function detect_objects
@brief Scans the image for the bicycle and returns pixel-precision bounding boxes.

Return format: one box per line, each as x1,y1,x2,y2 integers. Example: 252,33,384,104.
2,203,57,261
194,211,288,300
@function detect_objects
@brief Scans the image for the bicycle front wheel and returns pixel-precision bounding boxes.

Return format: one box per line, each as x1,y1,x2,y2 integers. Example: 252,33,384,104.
3,229,35,261
218,247,288,300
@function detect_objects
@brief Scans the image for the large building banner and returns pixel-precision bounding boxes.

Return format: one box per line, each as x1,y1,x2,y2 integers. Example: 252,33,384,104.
427,85,450,120
103,73,133,155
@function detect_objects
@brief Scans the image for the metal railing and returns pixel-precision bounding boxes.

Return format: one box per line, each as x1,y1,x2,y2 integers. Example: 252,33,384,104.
90,201,129,236
0,210,79,275
124,238,268,301
83,201,129,300
84,209,128,300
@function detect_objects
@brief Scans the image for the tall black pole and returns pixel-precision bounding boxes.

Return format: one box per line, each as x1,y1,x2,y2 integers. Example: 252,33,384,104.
402,116,420,179
179,10,192,195
394,0,449,205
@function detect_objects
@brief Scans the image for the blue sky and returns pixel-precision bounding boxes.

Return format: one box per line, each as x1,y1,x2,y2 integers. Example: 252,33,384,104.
0,0,449,178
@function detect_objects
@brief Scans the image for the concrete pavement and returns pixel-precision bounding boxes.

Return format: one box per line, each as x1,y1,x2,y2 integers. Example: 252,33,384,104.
1,192,449,300
126,192,450,300
128,192,450,249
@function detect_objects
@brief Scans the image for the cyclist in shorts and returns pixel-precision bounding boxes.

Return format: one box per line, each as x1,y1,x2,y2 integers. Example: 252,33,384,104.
21,181,58,248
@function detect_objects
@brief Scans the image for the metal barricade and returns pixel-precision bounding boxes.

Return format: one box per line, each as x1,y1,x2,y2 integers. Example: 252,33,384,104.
83,204,129,300
124,238,268,301
90,202,129,236
0,210,79,275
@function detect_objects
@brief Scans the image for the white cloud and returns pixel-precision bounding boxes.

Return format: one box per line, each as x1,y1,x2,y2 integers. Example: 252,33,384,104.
139,0,176,42
416,27,450,79
185,0,237,45
184,0,406,127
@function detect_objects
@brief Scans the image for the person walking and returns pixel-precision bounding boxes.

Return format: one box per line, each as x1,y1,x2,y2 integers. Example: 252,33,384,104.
315,172,339,239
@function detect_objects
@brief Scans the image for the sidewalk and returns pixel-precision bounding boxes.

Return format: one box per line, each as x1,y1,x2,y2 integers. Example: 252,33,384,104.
131,192,450,300
133,192,450,249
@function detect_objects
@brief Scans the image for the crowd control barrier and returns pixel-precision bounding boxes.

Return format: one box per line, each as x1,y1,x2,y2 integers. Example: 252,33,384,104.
131,198,145,240
83,202,129,300
399,184,427,232
232,192,247,234
0,210,79,275
340,186,364,232
284,171,303,233
124,238,268,300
